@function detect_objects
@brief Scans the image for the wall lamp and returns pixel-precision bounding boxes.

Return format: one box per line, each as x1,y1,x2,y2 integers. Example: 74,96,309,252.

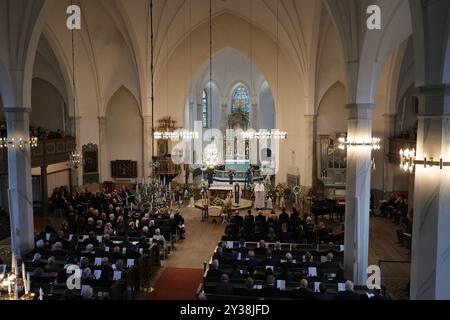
400,148,450,172
0,137,38,151
338,137,381,150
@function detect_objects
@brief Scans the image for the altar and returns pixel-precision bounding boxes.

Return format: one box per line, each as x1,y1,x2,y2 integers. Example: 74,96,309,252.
225,159,250,173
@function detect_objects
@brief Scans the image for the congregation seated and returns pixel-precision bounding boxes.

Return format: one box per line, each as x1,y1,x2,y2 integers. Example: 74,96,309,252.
221,208,342,245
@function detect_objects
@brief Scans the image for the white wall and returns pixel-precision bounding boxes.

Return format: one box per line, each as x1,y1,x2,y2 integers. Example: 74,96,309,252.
105,87,142,182
30,78,65,131
317,82,347,136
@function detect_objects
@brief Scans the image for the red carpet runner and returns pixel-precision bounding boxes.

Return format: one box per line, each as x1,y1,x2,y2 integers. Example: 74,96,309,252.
146,267,204,300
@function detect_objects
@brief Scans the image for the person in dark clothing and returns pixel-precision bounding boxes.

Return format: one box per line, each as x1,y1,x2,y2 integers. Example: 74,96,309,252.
315,283,334,301
335,281,361,300
261,275,280,298
215,274,233,295
293,279,314,300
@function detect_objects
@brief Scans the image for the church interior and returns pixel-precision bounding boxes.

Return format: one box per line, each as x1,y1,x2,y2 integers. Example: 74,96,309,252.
0,0,449,301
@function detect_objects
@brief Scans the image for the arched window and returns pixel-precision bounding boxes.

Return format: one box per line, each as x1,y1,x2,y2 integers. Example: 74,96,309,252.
202,89,208,128
231,85,250,114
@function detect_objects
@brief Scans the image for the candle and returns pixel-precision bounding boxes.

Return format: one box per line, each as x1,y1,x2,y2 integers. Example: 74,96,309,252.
26,272,31,295
8,282,11,294
22,262,26,281
14,282,18,300
39,288,44,300
12,255,17,275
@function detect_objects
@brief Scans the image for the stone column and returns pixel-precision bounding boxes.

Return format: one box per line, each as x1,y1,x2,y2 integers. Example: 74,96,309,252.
304,114,316,188
343,103,373,285
410,85,450,300
40,165,48,215
5,107,34,257
98,116,108,183
143,115,153,179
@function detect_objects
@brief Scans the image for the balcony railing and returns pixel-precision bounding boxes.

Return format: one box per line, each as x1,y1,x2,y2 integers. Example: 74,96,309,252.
0,137,76,174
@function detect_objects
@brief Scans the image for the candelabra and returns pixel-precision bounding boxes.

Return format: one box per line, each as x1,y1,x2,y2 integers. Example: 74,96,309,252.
0,261,35,300
69,149,82,169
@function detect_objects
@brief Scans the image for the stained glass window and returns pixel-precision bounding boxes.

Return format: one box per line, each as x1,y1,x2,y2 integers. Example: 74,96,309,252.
202,89,208,128
231,85,250,114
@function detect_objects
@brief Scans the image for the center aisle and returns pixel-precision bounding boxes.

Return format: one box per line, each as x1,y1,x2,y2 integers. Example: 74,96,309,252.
165,207,226,268
143,206,226,300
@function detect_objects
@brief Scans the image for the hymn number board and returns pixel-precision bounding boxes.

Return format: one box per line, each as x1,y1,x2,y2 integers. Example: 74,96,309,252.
111,160,138,179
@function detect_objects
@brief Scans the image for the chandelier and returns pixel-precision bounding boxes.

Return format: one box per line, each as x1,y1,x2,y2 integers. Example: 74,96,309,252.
399,148,449,172
0,137,38,151
203,138,219,167
338,137,381,150
241,130,287,140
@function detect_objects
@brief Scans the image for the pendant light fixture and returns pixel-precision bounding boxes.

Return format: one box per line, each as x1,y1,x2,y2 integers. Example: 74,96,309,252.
203,0,219,168
241,0,287,141
69,0,81,169
153,1,198,142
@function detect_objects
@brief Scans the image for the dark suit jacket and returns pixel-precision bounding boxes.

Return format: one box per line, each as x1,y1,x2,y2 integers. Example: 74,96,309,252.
292,288,314,300
321,261,339,269
215,282,234,295
261,285,280,298
315,292,334,301
335,291,361,301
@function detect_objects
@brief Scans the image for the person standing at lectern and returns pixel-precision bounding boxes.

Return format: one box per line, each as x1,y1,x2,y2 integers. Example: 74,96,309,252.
254,181,265,210
233,183,241,207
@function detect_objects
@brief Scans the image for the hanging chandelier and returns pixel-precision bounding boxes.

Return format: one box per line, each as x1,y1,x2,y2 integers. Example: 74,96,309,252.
241,130,287,140
338,136,381,150
203,138,219,167
68,2,81,170
201,0,220,168
242,0,287,142
0,137,38,151
152,1,197,143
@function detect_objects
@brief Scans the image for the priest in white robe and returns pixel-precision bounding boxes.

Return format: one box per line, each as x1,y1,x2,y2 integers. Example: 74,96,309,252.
254,181,265,210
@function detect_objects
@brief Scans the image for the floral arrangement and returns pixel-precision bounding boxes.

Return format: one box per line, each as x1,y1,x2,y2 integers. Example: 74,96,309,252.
227,167,236,176
211,197,225,207
293,185,302,195
275,183,285,199
265,183,275,201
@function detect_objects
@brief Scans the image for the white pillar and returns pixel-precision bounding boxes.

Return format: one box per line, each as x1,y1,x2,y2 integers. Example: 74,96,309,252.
410,85,450,300
382,114,396,194
5,107,34,257
143,115,153,179
343,103,373,285
304,114,316,188
98,116,108,182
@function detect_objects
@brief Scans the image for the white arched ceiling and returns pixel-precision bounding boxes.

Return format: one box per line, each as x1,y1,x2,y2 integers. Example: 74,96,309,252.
410,0,450,86
315,16,346,113
34,36,68,106
323,0,413,103
192,48,265,101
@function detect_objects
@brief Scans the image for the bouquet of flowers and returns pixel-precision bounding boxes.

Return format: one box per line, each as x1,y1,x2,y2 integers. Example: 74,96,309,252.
211,197,225,207
275,183,285,199
265,184,275,201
